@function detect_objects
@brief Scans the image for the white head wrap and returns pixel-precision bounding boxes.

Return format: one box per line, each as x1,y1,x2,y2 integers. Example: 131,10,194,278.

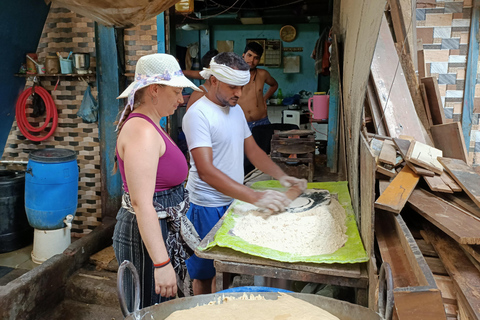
199,58,250,86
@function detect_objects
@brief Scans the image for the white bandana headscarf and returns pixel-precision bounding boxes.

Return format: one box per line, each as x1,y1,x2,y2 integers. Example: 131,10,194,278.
199,59,250,86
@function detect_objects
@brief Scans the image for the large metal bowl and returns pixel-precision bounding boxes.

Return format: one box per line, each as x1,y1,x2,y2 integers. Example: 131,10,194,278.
119,261,392,320
125,292,384,320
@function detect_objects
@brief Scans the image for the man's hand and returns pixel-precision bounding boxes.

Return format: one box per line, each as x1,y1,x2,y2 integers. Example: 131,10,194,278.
279,175,308,192
254,190,291,212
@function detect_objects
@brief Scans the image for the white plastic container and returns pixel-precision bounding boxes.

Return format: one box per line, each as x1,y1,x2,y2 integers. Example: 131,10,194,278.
282,110,301,127
31,215,73,264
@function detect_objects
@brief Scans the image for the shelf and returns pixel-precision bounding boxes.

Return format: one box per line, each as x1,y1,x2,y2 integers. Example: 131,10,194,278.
15,73,95,77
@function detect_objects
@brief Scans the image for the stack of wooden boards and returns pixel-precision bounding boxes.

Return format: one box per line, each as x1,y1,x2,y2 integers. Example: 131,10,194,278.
362,8,480,320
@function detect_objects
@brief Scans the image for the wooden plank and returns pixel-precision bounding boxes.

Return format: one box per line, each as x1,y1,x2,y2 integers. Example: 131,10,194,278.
371,16,430,144
377,165,397,177
424,256,448,275
460,244,480,265
409,164,435,177
393,290,447,320
378,140,397,165
327,34,340,171
439,172,462,192
421,76,447,125
367,73,388,136
462,0,480,150
416,239,438,257
375,165,420,214
425,227,480,320
430,122,468,163
360,134,378,310
438,192,480,219
89,246,116,270
443,303,458,317
417,39,426,79
408,189,480,245
424,175,453,193
393,138,435,176
434,275,457,304
375,212,421,288
438,157,480,208
419,83,433,128
405,140,443,175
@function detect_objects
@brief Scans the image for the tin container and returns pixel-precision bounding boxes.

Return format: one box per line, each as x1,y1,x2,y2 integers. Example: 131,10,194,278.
45,56,60,74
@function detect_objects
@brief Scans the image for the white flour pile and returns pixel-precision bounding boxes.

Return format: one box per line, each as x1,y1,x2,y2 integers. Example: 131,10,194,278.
232,198,348,256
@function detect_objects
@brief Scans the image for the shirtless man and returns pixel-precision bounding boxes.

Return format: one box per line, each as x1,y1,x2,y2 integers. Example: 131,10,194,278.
238,42,278,130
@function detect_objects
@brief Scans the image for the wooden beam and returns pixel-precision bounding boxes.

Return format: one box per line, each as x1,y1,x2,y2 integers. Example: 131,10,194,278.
439,192,480,219
379,140,397,165
408,189,480,245
360,134,377,309
424,227,480,320
371,16,431,144
434,275,457,304
420,77,446,125
327,34,340,172
375,212,420,288
430,122,468,163
393,290,447,320
375,165,420,214
366,73,388,136
419,83,433,128
462,0,480,150
423,175,453,193
439,172,462,192
95,23,123,218
438,157,480,208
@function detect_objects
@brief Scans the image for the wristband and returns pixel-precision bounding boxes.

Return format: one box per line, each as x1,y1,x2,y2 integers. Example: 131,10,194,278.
153,258,170,269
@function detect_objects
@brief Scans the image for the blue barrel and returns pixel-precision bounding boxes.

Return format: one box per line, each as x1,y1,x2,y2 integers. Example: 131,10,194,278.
25,148,78,230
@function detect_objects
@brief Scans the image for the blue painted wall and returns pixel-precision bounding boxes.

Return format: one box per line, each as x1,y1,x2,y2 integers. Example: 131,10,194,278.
176,23,328,97
0,1,50,158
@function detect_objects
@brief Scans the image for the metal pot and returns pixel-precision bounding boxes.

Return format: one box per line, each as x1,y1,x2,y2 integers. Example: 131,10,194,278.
73,53,90,74
118,261,394,320
288,104,300,110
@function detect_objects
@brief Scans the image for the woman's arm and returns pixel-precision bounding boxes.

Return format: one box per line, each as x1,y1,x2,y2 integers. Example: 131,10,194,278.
119,118,177,297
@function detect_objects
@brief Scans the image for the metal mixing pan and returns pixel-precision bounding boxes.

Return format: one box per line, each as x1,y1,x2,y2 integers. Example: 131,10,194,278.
118,261,393,320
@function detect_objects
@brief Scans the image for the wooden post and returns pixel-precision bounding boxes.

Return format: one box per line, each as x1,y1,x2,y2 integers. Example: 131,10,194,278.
95,23,122,218
326,0,341,172
462,0,480,152
156,12,166,53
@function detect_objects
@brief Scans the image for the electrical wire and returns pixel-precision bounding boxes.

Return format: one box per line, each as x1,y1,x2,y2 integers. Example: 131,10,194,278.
179,0,242,20
209,0,304,11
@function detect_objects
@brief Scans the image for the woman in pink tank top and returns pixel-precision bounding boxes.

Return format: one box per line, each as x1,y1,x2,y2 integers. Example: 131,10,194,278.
112,54,202,311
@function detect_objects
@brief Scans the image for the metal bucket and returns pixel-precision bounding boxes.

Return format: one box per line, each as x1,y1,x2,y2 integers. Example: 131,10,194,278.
118,261,393,320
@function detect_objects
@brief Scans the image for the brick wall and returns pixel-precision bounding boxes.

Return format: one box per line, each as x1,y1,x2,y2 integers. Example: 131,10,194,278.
416,0,480,164
1,5,100,237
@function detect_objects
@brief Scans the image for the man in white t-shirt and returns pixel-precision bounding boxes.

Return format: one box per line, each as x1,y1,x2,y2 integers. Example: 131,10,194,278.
182,52,307,295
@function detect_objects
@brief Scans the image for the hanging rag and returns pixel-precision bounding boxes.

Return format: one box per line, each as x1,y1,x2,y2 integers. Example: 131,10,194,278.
311,27,332,76
77,85,98,123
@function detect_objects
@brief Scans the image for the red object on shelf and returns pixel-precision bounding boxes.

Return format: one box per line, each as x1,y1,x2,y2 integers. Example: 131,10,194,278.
15,86,58,142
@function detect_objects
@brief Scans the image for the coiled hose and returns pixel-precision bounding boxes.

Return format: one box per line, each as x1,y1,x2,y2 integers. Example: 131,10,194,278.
15,86,58,142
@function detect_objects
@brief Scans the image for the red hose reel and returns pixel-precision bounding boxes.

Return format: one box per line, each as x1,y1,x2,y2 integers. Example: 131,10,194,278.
15,86,58,142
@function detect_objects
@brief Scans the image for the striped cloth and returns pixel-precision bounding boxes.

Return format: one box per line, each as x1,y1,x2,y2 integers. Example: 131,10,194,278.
113,184,200,310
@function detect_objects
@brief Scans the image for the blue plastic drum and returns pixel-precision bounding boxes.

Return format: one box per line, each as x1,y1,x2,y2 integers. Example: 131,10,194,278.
25,148,78,230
